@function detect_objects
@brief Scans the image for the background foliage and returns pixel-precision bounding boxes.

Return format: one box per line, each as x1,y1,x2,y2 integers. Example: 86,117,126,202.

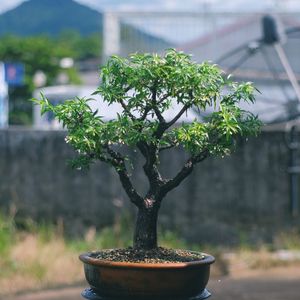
0,33,101,125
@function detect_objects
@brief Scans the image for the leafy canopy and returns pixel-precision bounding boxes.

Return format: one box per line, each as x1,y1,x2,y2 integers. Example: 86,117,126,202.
35,49,261,170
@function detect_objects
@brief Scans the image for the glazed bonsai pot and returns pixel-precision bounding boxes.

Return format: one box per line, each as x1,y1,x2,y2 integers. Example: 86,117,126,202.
79,251,215,299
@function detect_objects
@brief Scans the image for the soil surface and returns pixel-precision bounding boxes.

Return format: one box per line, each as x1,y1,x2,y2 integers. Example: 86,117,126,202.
94,247,205,263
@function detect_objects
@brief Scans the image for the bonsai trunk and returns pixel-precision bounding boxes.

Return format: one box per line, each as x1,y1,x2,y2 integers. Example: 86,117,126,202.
133,198,160,250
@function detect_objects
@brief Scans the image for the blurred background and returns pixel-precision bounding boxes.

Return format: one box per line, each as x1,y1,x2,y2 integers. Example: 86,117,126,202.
1,0,300,299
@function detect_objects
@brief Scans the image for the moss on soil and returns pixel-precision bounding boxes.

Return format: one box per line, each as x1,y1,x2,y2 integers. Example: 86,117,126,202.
94,247,205,263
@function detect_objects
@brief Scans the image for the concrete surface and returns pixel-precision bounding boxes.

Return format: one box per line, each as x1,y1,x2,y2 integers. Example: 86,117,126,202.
8,274,300,300
0,128,295,245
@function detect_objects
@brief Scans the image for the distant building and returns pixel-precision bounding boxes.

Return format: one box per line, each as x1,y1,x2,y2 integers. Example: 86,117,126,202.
100,10,300,124
179,13,300,124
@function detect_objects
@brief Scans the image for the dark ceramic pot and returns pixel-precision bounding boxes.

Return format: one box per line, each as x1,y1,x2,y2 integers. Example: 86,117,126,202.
79,250,215,299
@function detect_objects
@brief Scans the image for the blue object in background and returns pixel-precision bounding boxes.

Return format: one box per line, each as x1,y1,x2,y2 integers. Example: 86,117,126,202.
4,63,25,86
0,62,8,128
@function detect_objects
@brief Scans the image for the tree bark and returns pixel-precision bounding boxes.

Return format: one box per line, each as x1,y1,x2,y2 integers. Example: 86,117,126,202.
133,198,160,250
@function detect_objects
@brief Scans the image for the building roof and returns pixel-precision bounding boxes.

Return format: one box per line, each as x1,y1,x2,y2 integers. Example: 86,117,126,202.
177,13,300,124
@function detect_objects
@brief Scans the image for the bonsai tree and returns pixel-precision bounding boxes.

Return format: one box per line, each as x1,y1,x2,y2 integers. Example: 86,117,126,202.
36,49,261,250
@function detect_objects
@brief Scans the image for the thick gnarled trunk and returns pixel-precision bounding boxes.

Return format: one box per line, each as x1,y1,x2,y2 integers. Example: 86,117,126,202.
133,199,160,250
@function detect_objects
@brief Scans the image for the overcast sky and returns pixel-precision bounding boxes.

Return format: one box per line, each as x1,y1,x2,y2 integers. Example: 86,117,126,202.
1,0,300,14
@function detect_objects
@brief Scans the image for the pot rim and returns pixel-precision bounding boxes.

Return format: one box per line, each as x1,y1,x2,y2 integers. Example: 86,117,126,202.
79,249,215,269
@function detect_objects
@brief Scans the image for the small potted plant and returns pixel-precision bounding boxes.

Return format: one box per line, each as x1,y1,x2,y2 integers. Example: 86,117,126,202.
35,49,261,300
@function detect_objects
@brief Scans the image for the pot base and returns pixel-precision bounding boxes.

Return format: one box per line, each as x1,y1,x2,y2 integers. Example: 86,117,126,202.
81,287,211,300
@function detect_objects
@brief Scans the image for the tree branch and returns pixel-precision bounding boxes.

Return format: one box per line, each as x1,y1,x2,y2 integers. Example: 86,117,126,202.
158,149,209,199
116,86,137,120
138,104,152,121
158,93,170,104
137,141,164,194
152,93,192,140
119,99,136,120
167,103,190,128
151,84,166,124
159,143,176,152
104,145,143,208
153,106,165,123
152,104,188,140
165,91,193,128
